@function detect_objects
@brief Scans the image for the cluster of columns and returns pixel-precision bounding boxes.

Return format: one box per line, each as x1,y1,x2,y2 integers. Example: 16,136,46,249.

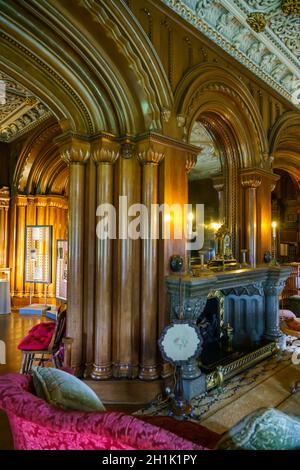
9,194,68,304
0,187,10,269
55,131,198,379
240,169,279,267
212,169,279,267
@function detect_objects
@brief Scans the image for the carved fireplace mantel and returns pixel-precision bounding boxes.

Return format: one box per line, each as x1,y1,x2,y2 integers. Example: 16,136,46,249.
166,265,291,399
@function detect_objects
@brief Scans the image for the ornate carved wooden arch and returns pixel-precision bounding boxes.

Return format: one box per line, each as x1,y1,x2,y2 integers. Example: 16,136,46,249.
269,111,300,154
269,111,300,180
0,0,173,135
175,64,268,168
12,119,62,194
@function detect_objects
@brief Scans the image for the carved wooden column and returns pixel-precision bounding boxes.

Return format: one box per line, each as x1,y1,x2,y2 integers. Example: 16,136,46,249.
137,140,164,380
241,173,262,267
256,172,280,264
212,175,225,223
15,196,27,297
91,138,119,380
82,157,97,378
56,134,90,374
0,187,10,268
9,197,17,297
113,140,141,378
48,199,57,299
35,198,47,299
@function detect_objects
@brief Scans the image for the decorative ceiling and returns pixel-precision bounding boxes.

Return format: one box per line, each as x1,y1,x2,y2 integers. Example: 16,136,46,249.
0,71,51,143
161,0,300,107
189,121,221,180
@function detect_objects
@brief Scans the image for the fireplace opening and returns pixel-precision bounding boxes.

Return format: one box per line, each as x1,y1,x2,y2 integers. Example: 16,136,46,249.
197,297,270,372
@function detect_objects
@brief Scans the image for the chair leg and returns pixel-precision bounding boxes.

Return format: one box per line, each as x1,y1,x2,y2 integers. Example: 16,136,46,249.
20,353,27,374
22,353,31,374
28,353,35,374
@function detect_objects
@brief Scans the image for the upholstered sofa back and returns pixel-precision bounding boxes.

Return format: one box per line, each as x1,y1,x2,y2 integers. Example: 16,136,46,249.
0,373,207,450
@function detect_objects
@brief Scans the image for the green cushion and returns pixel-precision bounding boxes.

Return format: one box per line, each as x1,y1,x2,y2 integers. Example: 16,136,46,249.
217,408,300,450
32,366,106,412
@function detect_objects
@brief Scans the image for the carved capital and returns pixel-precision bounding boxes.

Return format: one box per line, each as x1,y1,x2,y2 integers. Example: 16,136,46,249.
212,175,225,192
0,186,10,209
34,197,47,208
137,142,165,166
15,196,28,207
186,153,198,174
241,174,262,189
91,138,119,165
55,133,91,165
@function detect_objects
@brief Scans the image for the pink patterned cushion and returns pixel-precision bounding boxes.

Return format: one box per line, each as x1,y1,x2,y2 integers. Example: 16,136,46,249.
0,374,207,450
18,322,56,351
279,310,296,322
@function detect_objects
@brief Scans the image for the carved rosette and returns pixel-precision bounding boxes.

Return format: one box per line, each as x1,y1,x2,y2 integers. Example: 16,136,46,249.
121,140,135,159
186,153,198,174
241,174,262,189
91,138,119,165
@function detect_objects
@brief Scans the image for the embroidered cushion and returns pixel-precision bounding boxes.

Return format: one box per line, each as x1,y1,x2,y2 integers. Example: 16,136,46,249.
18,322,56,351
217,408,300,450
32,366,106,412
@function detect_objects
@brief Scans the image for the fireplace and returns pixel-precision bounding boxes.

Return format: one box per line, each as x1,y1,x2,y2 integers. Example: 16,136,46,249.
166,266,291,399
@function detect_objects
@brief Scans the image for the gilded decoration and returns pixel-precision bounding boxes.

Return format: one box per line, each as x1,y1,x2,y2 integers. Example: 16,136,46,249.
0,71,51,143
281,0,300,14
161,0,300,106
246,12,267,32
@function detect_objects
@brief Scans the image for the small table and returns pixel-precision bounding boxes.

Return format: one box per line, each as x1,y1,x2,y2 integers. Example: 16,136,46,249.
0,280,11,314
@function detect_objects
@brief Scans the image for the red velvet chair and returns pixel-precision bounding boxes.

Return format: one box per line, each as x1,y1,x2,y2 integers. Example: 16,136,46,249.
0,373,220,450
18,309,66,374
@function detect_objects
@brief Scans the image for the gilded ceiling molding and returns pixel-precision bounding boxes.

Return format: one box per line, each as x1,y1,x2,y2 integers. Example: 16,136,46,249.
160,0,300,106
281,0,300,14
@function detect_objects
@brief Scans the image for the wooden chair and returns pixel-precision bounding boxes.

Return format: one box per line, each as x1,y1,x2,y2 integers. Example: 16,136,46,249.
20,308,66,374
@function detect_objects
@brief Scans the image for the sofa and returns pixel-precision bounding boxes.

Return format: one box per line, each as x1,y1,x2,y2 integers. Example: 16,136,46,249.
0,373,220,450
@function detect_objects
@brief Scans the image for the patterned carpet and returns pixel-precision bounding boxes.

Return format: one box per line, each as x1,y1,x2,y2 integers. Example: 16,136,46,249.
135,339,300,424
